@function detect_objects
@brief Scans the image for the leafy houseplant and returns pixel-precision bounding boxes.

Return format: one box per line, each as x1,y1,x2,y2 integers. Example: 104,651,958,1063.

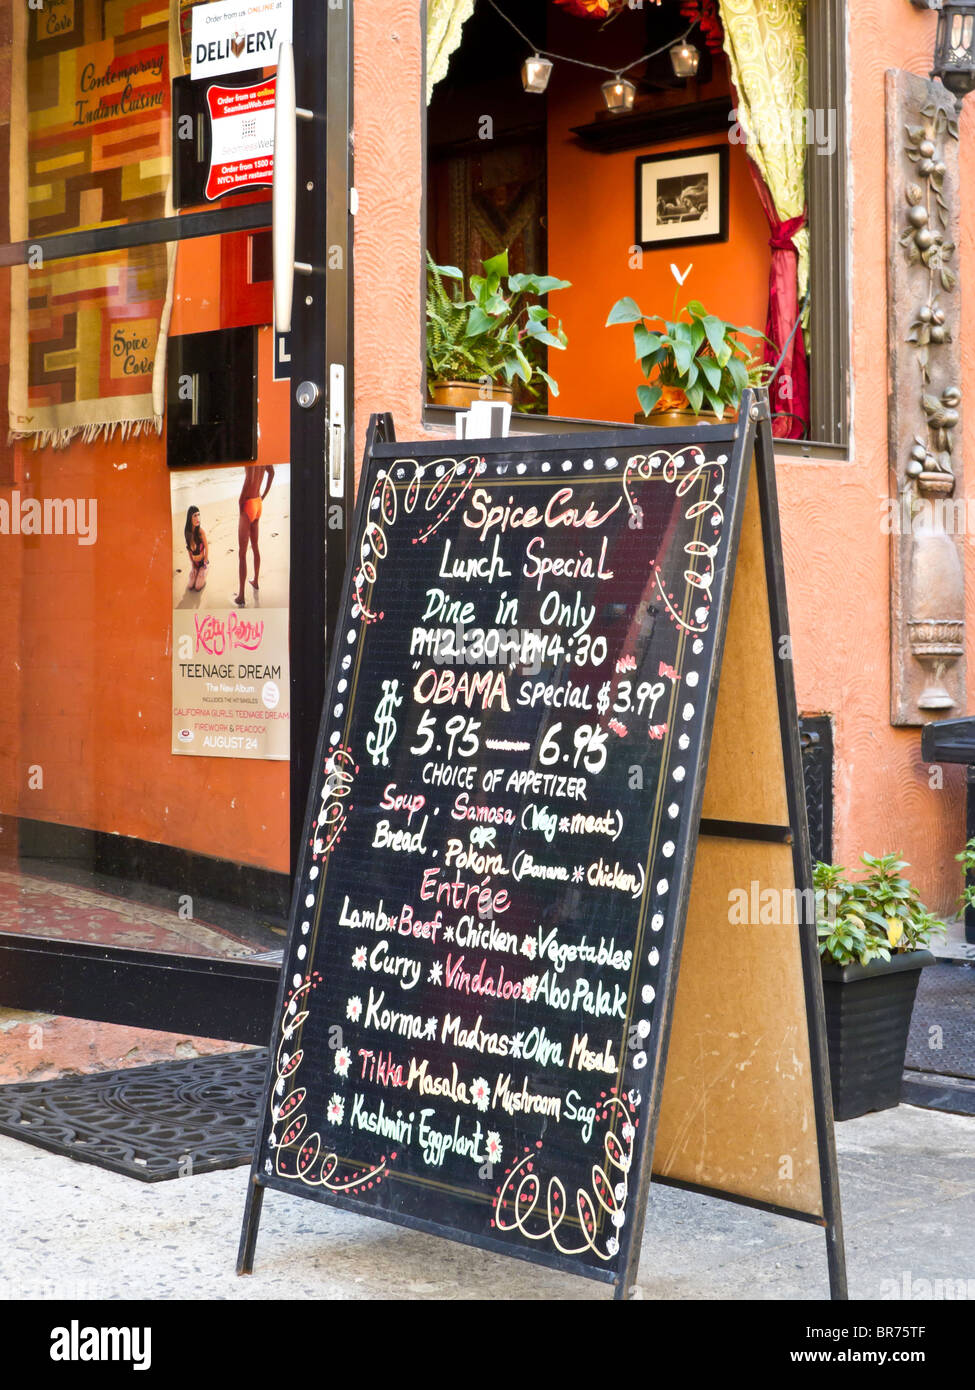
426,250,570,409
605,292,768,422
814,853,943,1120
815,853,946,966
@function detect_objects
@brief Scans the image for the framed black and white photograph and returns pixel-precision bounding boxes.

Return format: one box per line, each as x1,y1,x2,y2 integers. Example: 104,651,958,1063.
635,145,729,250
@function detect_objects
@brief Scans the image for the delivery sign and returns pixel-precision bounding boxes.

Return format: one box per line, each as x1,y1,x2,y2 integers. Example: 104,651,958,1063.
205,79,275,200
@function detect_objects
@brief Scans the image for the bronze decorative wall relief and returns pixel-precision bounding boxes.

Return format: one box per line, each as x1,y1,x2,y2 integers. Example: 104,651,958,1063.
887,69,966,725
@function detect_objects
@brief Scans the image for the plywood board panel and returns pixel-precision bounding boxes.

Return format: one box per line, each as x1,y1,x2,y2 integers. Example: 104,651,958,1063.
654,836,822,1217
700,461,790,828
656,466,821,1217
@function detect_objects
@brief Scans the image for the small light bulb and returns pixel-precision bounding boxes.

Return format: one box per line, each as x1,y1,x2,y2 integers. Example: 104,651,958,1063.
670,39,700,80
601,76,636,112
521,54,553,94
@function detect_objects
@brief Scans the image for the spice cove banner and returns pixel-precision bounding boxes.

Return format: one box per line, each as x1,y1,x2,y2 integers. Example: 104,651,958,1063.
7,0,174,447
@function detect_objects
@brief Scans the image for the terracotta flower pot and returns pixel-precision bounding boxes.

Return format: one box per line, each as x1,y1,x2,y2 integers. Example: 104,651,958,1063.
635,384,737,429
430,380,515,409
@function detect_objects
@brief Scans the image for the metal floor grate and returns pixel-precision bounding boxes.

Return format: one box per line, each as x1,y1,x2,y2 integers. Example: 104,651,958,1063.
902,962,975,1117
904,962,975,1077
0,1050,267,1181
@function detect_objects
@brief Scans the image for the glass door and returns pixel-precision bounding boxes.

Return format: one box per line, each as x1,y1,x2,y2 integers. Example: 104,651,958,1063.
0,0,353,1042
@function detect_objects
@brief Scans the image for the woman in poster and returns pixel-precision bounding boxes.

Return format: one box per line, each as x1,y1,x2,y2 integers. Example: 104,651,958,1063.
234,464,275,606
184,506,209,591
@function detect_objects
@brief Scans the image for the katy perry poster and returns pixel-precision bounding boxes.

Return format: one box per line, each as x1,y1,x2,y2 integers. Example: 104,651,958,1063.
170,464,290,760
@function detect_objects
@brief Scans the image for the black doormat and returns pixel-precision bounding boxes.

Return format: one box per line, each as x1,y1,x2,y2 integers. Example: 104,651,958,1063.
902,962,975,1117
0,1050,267,1181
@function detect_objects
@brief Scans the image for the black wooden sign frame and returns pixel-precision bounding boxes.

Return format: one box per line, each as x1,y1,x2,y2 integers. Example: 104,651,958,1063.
238,391,846,1299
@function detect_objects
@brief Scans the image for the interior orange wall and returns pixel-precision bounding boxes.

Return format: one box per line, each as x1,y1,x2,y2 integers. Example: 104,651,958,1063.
349,7,770,436
545,80,770,424
169,229,273,336
0,311,290,875
170,237,222,335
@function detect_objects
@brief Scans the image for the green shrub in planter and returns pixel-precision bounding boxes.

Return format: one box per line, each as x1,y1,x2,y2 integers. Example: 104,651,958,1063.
814,854,944,1120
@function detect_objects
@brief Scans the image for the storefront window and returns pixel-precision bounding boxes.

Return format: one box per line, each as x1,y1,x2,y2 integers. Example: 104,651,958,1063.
422,0,849,449
0,232,290,957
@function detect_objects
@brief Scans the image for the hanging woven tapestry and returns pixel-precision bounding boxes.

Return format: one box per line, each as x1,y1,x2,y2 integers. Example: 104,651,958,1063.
7,0,174,447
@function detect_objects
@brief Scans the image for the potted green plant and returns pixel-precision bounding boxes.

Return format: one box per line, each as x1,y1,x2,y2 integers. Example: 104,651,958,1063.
605,288,769,424
426,250,570,409
815,853,944,1120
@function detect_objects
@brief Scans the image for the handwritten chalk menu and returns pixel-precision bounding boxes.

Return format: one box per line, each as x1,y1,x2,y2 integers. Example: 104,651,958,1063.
242,414,784,1290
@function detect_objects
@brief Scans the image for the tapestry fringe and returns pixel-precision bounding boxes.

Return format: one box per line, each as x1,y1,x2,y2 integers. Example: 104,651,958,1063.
7,416,163,450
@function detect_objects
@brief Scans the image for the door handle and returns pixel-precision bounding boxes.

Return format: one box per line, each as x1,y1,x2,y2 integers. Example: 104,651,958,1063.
272,41,313,335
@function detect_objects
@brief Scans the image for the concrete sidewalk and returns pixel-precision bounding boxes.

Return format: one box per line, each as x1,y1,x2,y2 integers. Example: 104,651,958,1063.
1,1103,972,1301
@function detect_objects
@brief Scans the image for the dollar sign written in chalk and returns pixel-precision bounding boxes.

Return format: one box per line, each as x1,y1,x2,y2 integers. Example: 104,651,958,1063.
596,680,612,716
366,679,403,768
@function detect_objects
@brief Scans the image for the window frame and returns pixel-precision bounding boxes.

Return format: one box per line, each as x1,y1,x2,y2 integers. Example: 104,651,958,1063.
419,0,850,455
802,0,850,452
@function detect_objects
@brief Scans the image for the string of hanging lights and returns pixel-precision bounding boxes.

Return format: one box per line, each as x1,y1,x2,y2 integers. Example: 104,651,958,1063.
484,0,701,112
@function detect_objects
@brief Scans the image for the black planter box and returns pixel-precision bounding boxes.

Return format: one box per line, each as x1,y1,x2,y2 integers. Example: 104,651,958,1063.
821,950,936,1121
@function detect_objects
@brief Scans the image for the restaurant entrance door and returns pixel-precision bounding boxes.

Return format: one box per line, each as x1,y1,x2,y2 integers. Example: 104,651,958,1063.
0,0,353,1043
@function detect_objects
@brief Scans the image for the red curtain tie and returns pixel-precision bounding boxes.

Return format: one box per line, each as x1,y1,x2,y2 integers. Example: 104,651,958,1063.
746,157,809,438
768,213,806,252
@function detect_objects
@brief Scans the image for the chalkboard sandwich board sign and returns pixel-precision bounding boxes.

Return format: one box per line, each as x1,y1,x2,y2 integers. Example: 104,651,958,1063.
239,390,846,1299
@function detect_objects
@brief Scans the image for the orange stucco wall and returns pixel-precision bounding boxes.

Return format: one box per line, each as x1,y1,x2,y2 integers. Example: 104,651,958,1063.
353,4,426,451
770,2,975,913
352,1,975,914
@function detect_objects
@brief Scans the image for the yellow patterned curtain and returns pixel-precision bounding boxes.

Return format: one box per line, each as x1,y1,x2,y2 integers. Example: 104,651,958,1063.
720,0,809,437
427,0,476,104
